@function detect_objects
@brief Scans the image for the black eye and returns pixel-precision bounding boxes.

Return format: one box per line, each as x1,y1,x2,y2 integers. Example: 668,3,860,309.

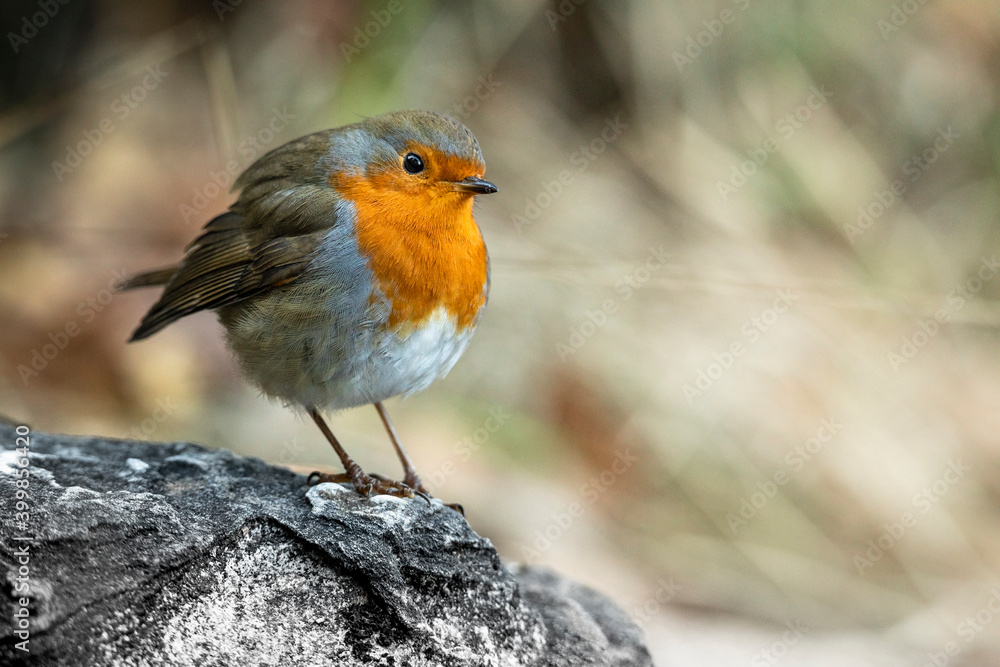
403,152,424,174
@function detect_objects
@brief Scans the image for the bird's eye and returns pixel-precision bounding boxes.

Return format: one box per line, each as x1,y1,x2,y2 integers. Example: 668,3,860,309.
403,152,425,174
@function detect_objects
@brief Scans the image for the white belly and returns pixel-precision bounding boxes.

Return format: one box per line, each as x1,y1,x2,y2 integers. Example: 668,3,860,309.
353,307,475,407
224,294,475,411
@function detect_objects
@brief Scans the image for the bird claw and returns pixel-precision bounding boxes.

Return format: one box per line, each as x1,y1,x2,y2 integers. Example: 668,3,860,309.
399,473,434,505
307,470,459,512
366,472,418,499
309,470,415,499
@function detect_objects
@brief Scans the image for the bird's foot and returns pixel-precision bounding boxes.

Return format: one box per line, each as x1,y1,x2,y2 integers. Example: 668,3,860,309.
307,467,419,500
307,468,461,513
398,471,463,515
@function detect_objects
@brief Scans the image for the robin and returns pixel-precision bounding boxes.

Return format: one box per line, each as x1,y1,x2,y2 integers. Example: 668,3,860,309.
119,110,497,504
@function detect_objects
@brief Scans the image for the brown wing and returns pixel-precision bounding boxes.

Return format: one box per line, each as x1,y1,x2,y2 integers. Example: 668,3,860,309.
126,211,322,341
116,267,177,289
125,129,348,341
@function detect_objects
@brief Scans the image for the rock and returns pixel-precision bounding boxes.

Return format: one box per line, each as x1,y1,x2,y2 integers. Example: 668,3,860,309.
0,425,652,666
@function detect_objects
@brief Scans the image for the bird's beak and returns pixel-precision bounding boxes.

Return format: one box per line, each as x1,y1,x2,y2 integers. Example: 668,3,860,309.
451,176,498,195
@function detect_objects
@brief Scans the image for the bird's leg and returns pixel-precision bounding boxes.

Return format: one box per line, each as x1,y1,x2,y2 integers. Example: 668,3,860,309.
375,403,463,513
307,407,415,499
374,401,428,494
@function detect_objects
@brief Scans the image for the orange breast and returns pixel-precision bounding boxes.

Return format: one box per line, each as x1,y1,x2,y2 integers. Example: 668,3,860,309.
331,169,488,333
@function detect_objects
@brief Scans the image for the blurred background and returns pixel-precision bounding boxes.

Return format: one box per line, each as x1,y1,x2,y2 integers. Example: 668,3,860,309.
2,0,999,664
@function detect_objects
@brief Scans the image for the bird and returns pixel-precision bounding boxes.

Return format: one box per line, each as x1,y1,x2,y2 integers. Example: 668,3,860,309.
119,110,497,505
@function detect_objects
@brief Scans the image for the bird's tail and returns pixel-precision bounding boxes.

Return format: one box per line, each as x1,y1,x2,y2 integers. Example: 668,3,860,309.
116,267,177,290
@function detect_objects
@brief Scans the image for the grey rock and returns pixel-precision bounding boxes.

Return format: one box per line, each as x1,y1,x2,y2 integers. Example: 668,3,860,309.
0,425,652,666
